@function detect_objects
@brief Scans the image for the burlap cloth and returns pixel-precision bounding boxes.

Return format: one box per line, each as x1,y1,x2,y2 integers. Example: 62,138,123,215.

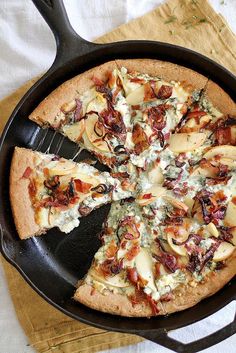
1,0,236,352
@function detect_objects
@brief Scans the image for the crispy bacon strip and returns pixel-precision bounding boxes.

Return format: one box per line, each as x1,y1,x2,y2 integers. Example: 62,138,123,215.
156,85,173,99
132,123,149,154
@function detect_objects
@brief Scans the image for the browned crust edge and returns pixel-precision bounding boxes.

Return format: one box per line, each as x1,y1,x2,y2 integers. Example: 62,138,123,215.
74,251,236,317
115,58,209,90
10,147,44,239
205,80,236,116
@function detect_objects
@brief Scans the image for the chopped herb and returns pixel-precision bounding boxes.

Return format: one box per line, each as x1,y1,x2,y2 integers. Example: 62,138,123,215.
164,15,177,24
182,17,208,29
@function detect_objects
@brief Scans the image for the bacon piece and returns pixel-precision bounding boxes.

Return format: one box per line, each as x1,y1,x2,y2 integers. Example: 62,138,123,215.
106,240,118,259
132,123,149,154
22,166,32,178
147,105,169,131
130,77,146,84
125,245,140,261
74,179,93,193
111,171,129,178
186,110,206,122
28,179,37,197
144,82,156,101
142,193,153,200
156,85,173,99
146,295,160,315
211,115,236,145
215,127,232,145
127,267,138,284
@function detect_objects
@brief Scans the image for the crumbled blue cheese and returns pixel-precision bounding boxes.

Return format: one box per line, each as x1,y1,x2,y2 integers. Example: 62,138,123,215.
155,270,186,296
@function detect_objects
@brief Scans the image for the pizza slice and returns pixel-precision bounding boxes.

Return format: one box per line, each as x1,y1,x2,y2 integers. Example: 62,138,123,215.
28,59,213,169
10,147,134,239
29,61,131,168
74,197,235,316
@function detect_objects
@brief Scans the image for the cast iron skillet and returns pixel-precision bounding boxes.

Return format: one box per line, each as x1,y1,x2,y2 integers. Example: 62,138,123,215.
0,1,235,352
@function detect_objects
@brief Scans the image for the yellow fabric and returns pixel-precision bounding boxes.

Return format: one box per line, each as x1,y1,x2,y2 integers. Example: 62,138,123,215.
0,0,235,352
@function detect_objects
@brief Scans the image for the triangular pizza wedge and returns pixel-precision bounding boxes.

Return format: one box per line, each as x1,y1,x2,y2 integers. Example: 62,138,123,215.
74,198,235,316
28,59,215,169
10,147,134,239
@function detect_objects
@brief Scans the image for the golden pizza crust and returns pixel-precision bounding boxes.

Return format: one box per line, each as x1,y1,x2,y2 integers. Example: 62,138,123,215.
74,251,236,317
9,147,45,239
115,58,209,91
204,80,236,116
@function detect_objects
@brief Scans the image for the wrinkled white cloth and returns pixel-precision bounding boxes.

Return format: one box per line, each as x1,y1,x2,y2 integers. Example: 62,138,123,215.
0,1,236,353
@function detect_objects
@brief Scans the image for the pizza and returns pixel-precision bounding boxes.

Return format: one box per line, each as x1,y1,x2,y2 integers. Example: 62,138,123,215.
10,59,236,316
10,147,133,239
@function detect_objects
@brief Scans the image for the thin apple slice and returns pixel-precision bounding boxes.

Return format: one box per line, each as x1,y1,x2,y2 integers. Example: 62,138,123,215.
213,242,235,261
46,160,76,176
62,120,85,142
163,196,189,213
137,185,166,206
231,228,236,246
203,145,236,160
135,248,157,291
90,269,130,288
126,82,160,105
167,234,187,257
191,165,216,178
183,197,195,212
224,200,236,227
218,158,236,168
205,222,219,238
126,85,145,105
169,132,206,153
148,165,164,184
59,171,99,190
86,93,107,113
85,113,110,153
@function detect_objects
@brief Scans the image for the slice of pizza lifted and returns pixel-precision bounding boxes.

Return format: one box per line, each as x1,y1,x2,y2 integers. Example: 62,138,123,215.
10,147,134,239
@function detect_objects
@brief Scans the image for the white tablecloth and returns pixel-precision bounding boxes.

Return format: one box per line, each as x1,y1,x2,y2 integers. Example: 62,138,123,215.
0,1,235,352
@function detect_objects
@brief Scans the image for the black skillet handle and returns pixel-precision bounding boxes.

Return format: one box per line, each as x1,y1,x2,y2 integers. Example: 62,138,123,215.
32,0,97,66
139,313,236,353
